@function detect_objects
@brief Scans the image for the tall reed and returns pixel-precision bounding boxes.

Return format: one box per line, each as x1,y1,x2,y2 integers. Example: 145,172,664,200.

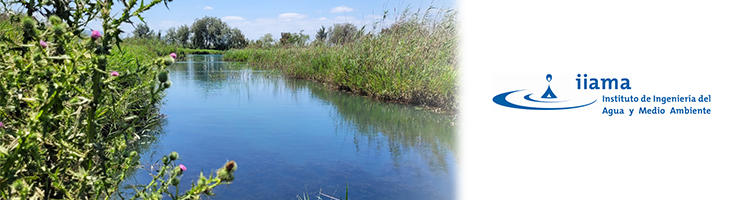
225,7,458,111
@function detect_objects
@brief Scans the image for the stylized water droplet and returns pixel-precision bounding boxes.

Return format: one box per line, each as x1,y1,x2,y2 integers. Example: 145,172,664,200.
546,74,552,82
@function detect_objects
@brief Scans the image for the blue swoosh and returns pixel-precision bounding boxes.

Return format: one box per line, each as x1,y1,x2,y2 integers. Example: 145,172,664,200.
493,90,597,110
523,94,567,103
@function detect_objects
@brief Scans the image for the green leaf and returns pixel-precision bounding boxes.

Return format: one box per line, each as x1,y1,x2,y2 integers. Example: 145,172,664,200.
123,115,138,121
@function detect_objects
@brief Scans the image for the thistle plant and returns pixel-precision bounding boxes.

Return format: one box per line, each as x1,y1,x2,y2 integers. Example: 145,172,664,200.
0,0,236,199
131,152,237,200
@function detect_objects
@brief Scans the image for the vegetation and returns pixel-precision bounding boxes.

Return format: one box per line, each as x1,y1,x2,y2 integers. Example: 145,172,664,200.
115,5,457,111
159,16,248,50
164,25,190,47
327,23,360,45
224,8,458,111
279,31,310,47
117,37,223,61
0,0,235,199
133,23,156,39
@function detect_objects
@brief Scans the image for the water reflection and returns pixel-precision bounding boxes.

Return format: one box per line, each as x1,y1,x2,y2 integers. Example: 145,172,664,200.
173,55,456,171
151,55,456,199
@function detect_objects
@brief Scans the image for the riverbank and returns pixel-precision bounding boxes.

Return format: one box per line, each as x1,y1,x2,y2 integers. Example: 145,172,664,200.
223,13,458,112
119,38,225,60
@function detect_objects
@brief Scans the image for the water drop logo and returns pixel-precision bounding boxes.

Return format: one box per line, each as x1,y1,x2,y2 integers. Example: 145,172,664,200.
493,74,597,110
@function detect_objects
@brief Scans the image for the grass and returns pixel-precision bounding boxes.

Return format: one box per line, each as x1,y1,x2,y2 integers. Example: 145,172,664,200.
224,8,458,111
118,37,225,60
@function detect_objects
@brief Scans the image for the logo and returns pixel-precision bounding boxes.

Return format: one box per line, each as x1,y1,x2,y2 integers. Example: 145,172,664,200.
493,74,597,110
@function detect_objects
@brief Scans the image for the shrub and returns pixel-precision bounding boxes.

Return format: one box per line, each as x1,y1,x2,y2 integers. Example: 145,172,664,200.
0,0,236,199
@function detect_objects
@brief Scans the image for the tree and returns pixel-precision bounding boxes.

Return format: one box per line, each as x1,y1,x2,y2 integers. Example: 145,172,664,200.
279,31,309,47
164,27,177,44
314,26,327,43
190,16,247,50
190,16,221,49
175,25,191,47
288,30,309,46
247,39,262,48
133,23,155,38
279,32,291,46
328,23,360,45
163,25,192,47
225,28,248,49
259,33,274,48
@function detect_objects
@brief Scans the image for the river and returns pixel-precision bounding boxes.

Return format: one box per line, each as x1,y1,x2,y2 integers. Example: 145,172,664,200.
131,54,457,199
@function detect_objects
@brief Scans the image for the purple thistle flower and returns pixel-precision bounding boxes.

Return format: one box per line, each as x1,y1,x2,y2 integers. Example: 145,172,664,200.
91,30,102,40
40,40,48,48
169,53,177,59
179,164,186,171
0,122,4,128
110,71,119,76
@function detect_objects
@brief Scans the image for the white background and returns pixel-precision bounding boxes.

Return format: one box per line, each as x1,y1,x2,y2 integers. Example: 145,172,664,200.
460,1,750,199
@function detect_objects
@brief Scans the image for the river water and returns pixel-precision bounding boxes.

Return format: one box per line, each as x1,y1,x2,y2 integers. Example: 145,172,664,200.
134,54,457,199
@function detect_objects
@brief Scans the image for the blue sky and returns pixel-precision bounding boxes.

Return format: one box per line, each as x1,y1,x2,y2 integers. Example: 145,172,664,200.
112,0,456,40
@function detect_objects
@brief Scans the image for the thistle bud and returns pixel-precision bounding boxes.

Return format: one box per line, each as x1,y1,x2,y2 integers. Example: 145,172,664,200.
163,81,172,89
169,151,179,160
49,15,62,25
174,165,183,175
52,25,64,37
21,17,38,39
217,161,237,182
97,55,107,67
129,151,138,158
164,56,174,66
217,168,234,182
158,71,169,83
170,176,180,186
224,160,237,173
22,17,35,31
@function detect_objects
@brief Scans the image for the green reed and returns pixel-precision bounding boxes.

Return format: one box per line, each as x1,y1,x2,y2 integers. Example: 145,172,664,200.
224,8,458,111
117,37,225,61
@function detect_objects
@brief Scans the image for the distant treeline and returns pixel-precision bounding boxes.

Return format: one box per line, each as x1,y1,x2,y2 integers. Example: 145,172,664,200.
130,14,422,50
128,7,459,111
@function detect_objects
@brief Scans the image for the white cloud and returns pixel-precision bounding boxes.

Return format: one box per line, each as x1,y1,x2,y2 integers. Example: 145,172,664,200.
222,16,246,21
278,13,308,19
330,6,354,13
218,14,376,41
203,6,213,10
